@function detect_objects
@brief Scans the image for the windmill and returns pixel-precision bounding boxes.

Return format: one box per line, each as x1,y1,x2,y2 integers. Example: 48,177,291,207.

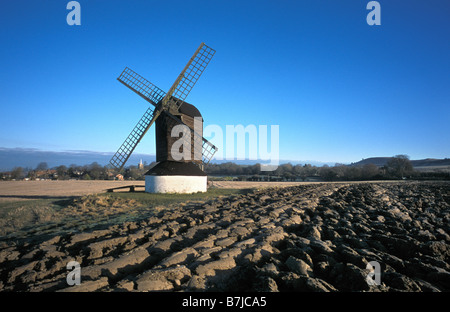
110,43,217,193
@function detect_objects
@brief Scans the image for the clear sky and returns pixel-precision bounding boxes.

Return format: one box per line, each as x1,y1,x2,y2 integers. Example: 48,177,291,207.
0,0,449,164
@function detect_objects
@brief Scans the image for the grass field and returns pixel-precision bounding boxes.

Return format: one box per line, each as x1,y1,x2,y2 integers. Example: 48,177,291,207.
104,187,254,205
0,186,254,240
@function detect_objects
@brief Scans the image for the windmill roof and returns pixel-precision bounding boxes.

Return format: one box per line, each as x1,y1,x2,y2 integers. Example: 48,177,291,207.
159,96,202,118
179,102,202,118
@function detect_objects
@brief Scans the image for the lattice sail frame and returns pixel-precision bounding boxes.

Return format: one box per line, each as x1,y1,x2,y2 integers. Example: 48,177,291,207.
117,67,166,106
109,43,218,171
162,43,216,111
109,108,161,170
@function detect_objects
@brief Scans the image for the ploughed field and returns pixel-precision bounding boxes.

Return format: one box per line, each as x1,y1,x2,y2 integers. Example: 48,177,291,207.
0,181,449,292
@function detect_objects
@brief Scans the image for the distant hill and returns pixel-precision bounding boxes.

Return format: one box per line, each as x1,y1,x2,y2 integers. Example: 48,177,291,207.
351,157,450,168
410,158,450,167
350,157,392,167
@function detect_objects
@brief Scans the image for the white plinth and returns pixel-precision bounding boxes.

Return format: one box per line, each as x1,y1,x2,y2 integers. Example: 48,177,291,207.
145,175,207,193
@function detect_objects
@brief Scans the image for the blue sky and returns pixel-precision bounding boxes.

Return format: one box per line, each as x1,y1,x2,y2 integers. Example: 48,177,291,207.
0,0,449,164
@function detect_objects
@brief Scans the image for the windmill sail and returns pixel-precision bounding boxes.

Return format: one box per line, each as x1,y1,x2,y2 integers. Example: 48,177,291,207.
201,138,218,164
118,67,166,106
162,43,215,111
109,107,161,170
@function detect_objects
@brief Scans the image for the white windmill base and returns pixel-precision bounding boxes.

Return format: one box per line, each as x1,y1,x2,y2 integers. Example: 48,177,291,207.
145,175,207,193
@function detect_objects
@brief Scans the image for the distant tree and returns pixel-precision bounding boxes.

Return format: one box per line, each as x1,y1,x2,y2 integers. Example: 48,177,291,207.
36,162,48,171
303,164,317,176
124,167,144,180
293,165,307,181
346,167,362,181
87,162,105,180
333,164,348,179
11,167,25,180
319,166,338,181
282,163,293,174
27,169,36,180
361,163,379,179
386,155,413,178
56,165,68,180
251,164,261,175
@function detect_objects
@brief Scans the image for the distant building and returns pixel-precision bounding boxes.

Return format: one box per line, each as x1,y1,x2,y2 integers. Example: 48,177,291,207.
138,159,144,170
34,169,58,180
1,172,12,180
